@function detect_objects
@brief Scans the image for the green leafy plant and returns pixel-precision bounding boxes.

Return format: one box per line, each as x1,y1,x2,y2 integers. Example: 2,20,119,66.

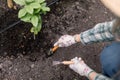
13,0,50,35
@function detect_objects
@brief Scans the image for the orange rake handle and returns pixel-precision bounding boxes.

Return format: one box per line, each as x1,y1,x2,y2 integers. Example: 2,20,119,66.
62,61,74,65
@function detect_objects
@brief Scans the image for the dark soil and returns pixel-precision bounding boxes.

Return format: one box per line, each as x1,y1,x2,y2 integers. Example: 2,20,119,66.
0,0,115,80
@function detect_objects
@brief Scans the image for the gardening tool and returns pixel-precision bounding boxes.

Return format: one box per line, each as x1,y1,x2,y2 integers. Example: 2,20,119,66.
46,45,59,57
53,61,74,66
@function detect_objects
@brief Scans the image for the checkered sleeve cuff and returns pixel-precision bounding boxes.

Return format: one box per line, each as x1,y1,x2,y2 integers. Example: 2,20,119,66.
80,20,115,45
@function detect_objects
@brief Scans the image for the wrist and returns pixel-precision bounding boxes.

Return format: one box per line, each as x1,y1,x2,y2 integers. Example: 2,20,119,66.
74,34,81,42
84,67,94,77
87,71,95,77
88,71,98,80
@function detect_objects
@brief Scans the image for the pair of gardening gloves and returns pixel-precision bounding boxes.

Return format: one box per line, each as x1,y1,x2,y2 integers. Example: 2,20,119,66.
54,35,94,77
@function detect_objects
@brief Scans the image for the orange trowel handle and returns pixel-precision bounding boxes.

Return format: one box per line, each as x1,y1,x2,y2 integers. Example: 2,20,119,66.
62,61,74,65
52,46,59,52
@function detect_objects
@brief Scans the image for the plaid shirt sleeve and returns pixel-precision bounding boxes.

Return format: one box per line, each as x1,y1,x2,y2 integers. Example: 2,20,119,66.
94,74,113,80
80,20,115,45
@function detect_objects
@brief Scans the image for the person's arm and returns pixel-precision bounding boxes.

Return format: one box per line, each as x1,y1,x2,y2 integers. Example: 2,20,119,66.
88,71,98,80
74,20,115,45
69,57,113,80
54,20,115,47
89,71,113,80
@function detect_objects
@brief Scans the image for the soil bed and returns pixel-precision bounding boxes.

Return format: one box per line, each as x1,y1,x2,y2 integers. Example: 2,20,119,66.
0,0,114,80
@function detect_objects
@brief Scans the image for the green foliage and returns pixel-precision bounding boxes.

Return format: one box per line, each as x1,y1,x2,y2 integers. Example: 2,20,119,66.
13,0,26,6
13,0,50,35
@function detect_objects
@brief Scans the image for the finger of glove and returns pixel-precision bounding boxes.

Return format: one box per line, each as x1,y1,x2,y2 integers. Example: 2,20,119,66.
71,57,78,61
54,42,59,47
54,41,67,47
69,64,79,74
71,57,80,64
54,43,64,47
78,57,82,61
59,43,66,47
69,64,76,70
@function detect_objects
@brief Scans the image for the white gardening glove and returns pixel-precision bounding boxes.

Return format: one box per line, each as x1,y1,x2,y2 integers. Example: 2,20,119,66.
54,35,76,47
69,57,94,77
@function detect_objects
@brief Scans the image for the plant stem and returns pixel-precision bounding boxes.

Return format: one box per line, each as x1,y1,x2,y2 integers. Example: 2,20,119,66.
34,34,36,40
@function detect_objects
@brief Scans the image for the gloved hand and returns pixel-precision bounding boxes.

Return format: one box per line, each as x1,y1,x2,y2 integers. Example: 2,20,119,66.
69,57,94,77
54,35,76,47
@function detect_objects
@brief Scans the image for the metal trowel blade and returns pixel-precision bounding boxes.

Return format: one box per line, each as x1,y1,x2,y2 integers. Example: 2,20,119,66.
52,61,62,66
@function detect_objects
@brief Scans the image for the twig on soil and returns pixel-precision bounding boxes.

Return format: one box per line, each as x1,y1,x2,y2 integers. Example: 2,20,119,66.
0,20,21,34
47,0,60,6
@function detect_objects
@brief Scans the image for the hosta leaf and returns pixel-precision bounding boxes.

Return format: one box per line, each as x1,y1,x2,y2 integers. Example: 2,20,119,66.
34,8,41,13
30,2,41,9
30,21,42,35
37,22,42,31
42,7,50,12
34,28,39,34
37,16,42,31
25,5,33,14
41,3,46,7
13,0,26,6
30,27,34,32
30,27,39,35
42,11,47,15
25,0,34,3
18,8,26,18
35,0,45,3
20,14,32,22
37,14,42,22
31,15,39,27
